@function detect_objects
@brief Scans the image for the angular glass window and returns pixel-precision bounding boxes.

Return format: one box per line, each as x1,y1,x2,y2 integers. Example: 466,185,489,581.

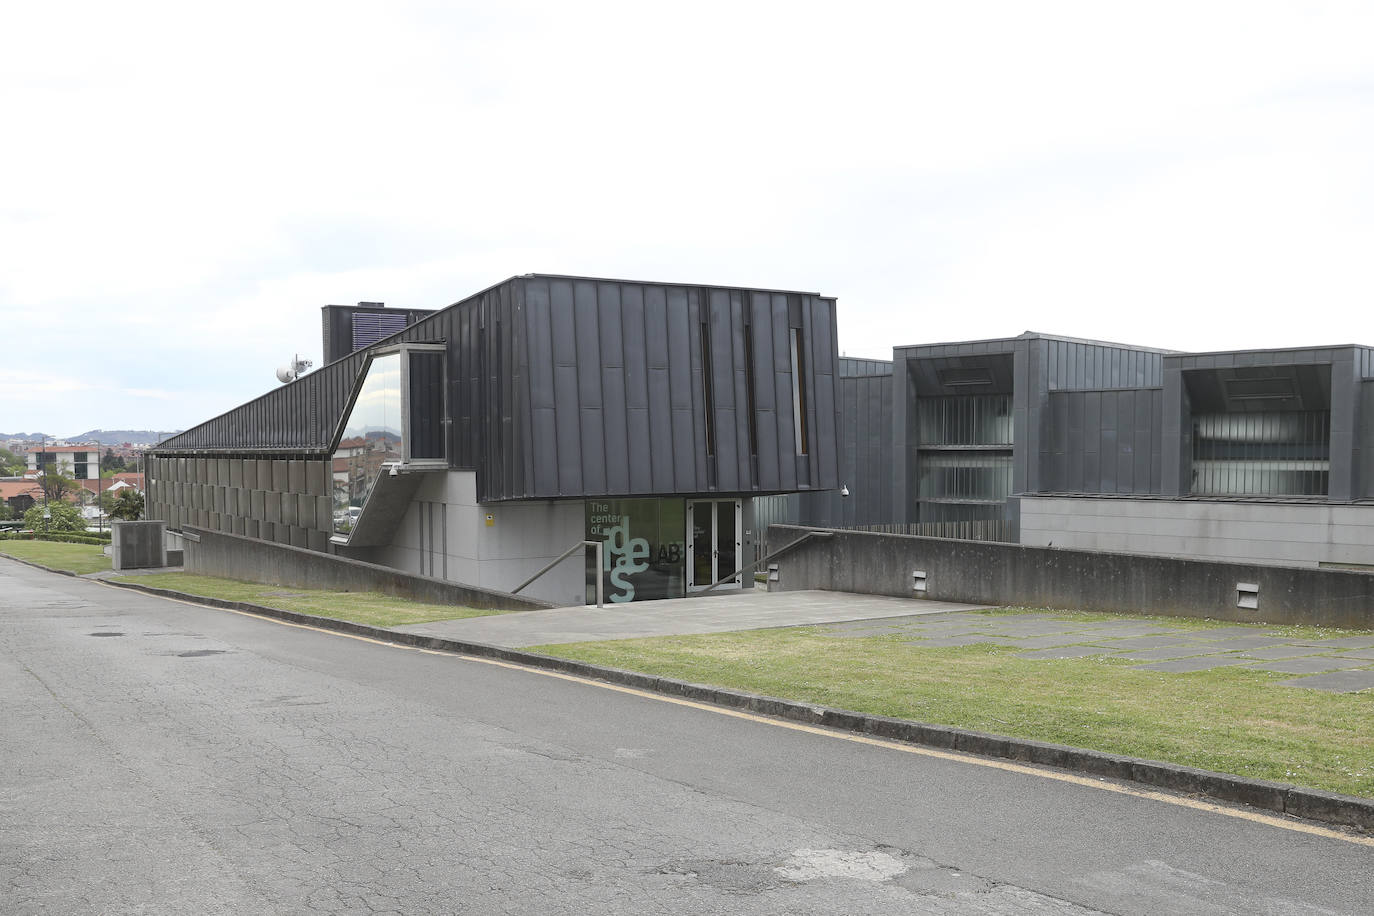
332,353,403,535
330,344,447,540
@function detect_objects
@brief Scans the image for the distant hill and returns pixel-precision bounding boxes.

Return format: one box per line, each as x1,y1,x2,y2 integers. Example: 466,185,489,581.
65,429,182,446
66,431,182,444
1,429,182,446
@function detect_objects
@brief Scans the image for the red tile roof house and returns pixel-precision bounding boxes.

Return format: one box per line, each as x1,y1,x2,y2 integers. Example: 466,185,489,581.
0,479,46,513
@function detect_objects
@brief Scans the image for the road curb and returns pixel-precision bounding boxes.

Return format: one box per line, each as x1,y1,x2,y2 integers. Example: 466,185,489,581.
89,574,1374,834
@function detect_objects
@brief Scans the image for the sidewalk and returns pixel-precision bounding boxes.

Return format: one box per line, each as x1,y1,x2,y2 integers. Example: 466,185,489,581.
392,589,993,647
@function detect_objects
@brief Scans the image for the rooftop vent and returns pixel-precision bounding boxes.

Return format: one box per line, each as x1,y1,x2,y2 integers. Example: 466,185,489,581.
1224,377,1297,401
937,367,994,387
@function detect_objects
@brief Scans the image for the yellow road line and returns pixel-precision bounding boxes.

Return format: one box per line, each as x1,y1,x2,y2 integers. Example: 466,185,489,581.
111,583,1374,848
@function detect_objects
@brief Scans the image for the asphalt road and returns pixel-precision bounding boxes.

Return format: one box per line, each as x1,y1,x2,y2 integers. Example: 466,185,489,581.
3,558,1370,915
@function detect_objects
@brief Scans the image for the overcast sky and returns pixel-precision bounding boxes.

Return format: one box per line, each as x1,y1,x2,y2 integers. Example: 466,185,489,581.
2,1,1371,437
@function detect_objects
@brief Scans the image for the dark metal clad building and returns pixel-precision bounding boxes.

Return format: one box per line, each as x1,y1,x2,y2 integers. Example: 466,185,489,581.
756,357,894,539
889,332,1174,540
154,275,839,500
781,332,1374,569
147,274,841,604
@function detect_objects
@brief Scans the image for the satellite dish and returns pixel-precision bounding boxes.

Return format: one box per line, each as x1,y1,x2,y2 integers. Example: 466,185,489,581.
275,354,314,384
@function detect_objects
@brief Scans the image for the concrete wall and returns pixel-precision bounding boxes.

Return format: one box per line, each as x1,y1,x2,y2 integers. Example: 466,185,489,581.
1018,495,1374,569
144,455,333,551
184,526,552,611
112,520,166,570
765,524,1374,629
348,471,585,606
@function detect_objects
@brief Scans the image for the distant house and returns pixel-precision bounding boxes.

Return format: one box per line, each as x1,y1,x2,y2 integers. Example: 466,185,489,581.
74,473,144,506
0,479,44,513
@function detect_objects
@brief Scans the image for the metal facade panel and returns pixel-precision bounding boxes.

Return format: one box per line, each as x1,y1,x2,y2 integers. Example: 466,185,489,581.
1043,388,1164,495
1044,340,1163,391
573,280,607,491
838,357,892,377
709,288,741,492
729,291,753,491
155,274,840,507
1360,380,1374,498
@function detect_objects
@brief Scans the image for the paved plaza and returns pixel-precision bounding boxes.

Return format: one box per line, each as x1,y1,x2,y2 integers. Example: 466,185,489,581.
815,611,1374,693
394,589,993,647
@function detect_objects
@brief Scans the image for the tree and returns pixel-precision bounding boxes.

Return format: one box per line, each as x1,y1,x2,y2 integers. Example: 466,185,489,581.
110,489,144,521
0,447,24,476
38,468,82,502
23,501,86,533
101,449,126,472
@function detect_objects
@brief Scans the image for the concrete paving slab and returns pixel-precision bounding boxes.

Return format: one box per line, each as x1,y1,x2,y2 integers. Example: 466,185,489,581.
900,615,997,629
1116,647,1218,661
1230,646,1326,660
1181,626,1284,639
962,622,1088,637
988,634,1098,649
814,627,907,639
392,590,996,648
1241,657,1372,675
901,636,1000,647
1067,624,1188,638
1102,636,1206,650
1180,637,1292,651
1131,657,1254,673
1331,649,1374,660
1015,647,1123,660
1288,636,1374,649
1278,670,1374,692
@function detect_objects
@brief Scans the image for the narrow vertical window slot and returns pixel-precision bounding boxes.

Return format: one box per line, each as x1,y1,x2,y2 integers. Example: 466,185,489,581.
790,327,809,455
700,322,716,456
743,322,759,456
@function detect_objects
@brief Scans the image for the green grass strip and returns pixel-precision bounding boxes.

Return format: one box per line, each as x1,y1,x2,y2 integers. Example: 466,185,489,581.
534,624,1374,799
0,541,110,575
109,572,506,628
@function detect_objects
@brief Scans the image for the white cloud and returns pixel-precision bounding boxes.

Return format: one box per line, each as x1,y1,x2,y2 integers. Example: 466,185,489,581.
2,1,1373,431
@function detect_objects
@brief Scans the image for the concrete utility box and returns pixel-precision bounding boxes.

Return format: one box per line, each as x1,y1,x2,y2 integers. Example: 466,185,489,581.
112,520,167,570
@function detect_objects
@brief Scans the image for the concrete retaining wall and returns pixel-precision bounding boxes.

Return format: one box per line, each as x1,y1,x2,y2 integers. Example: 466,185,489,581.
184,526,553,612
766,524,1374,629
1018,495,1374,569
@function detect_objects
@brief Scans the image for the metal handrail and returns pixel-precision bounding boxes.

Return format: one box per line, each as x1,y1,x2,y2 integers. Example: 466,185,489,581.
511,540,604,607
698,529,833,594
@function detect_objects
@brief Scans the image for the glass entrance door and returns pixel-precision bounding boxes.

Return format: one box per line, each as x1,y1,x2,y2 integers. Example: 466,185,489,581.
686,499,742,591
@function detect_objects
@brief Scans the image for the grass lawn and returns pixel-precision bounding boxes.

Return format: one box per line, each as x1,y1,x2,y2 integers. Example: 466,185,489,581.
964,606,1368,642
0,540,111,575
109,572,509,628
533,622,1374,799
